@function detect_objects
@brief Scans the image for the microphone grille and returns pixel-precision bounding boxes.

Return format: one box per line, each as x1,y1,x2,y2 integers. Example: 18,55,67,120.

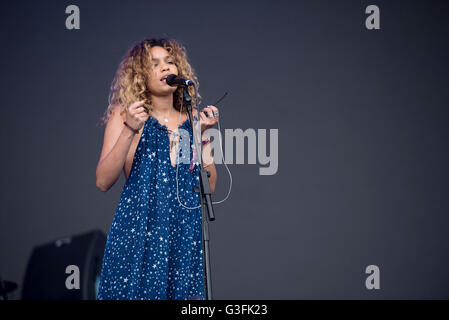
166,74,177,85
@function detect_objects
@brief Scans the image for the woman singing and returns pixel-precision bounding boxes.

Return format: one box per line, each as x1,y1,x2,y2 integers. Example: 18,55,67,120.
95,37,218,300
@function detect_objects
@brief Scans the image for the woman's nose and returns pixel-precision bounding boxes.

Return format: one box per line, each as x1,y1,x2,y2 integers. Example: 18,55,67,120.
161,63,170,72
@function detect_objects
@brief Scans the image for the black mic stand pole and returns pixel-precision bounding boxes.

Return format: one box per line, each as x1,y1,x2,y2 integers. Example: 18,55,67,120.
183,86,215,300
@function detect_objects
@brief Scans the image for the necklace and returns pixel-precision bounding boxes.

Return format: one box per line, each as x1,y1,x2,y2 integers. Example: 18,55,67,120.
153,107,172,123
163,107,172,123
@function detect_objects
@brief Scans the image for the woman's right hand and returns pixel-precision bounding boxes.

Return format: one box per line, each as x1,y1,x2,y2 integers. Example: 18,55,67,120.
125,100,148,132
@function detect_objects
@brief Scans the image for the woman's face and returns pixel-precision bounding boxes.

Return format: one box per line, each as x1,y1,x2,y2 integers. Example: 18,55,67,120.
147,46,179,96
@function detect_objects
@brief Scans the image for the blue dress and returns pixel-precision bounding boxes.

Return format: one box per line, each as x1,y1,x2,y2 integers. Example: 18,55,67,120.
97,115,204,300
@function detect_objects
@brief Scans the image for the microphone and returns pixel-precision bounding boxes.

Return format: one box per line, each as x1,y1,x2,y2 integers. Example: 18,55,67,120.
166,74,194,87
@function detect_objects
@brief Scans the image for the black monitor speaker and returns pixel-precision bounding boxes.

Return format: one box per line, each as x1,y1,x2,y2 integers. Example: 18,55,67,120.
22,229,106,300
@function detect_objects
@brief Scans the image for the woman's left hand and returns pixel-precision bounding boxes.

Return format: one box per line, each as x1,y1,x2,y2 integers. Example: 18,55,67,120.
199,105,219,134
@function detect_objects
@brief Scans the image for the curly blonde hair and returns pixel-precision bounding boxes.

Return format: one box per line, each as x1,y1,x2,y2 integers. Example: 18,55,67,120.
99,37,202,126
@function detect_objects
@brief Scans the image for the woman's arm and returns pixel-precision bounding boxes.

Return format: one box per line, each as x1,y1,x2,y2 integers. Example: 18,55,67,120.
201,142,217,194
192,107,218,194
96,106,137,192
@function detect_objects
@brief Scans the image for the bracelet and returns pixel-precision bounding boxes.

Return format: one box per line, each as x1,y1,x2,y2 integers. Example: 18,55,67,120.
202,138,211,145
123,121,139,134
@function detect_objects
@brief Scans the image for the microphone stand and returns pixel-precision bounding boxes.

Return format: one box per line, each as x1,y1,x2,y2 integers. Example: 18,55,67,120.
183,86,215,300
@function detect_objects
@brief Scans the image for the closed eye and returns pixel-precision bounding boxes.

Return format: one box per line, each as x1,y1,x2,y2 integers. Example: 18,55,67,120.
153,61,175,66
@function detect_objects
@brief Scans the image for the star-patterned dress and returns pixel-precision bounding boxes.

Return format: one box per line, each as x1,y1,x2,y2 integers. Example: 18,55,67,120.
97,115,204,300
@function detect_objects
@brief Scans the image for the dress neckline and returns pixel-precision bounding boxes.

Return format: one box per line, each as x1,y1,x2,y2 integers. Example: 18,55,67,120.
145,115,195,169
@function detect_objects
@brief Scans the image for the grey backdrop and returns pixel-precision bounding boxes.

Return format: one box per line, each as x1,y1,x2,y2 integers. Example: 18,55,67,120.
1,0,448,299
